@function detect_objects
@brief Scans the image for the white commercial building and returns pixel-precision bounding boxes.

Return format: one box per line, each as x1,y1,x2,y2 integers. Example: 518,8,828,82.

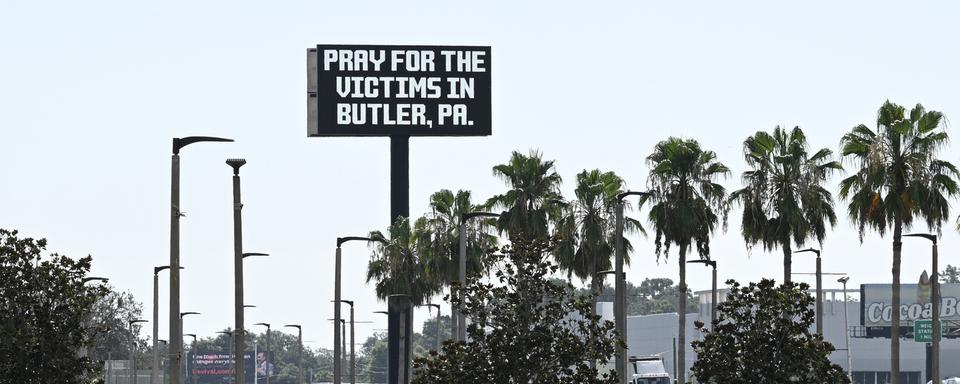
623,283,960,384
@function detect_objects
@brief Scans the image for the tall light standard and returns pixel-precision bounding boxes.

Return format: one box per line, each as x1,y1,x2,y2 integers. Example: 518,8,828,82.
905,233,940,384
615,190,651,384
179,310,200,382
837,276,853,382
183,334,196,384
216,331,233,356
284,325,303,384
458,212,498,342
423,304,441,353
334,236,375,384
687,259,718,328
227,157,248,384
796,248,823,334
170,136,232,384
152,266,180,384
254,323,272,384
340,300,358,384
129,319,147,384
80,277,108,359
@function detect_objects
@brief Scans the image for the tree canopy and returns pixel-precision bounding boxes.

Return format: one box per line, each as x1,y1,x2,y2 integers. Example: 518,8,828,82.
691,279,849,384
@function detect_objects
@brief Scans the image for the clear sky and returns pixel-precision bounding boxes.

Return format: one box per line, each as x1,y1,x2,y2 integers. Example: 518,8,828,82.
2,1,959,351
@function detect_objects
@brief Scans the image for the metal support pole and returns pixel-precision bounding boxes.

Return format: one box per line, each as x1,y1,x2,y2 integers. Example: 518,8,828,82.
169,153,182,384
457,221,467,343
932,243,940,384
228,159,247,384
711,265,717,328
334,246,342,384
816,255,823,335
614,200,627,384
388,135,411,384
130,323,136,384
152,272,160,384
350,306,356,384
840,278,852,382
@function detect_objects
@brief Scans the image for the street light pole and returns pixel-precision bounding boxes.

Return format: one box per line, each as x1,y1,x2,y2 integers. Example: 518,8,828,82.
183,334,196,384
334,236,375,384
905,233,940,384
458,212,498,342
797,248,823,335
687,259,718,328
151,266,179,384
284,325,303,384
217,331,233,356
340,301,358,384
838,276,853,382
615,190,650,384
178,311,200,384
255,323,272,384
170,136,232,384
423,304,441,352
227,158,248,384
129,319,147,384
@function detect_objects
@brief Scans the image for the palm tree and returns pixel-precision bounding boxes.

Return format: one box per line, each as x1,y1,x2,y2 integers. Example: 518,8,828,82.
487,150,565,240
420,189,498,336
729,126,842,284
646,137,729,382
554,169,644,308
839,101,959,384
366,216,440,306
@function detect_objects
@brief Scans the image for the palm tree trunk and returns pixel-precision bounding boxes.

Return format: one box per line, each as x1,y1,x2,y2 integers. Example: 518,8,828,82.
891,218,903,384
677,243,688,383
782,242,792,285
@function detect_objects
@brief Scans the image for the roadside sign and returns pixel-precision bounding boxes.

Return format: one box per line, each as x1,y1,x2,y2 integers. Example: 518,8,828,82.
914,319,941,342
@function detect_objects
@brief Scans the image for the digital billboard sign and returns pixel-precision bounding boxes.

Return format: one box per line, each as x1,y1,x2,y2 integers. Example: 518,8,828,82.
307,44,492,137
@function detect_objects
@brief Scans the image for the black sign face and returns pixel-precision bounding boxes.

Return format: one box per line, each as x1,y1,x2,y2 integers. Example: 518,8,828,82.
307,44,491,137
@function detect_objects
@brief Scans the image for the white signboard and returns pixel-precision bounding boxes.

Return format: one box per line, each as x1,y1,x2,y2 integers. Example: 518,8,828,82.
861,283,960,326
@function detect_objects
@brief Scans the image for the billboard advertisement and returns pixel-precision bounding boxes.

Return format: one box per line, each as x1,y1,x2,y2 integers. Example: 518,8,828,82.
188,351,275,383
860,281,960,327
307,44,492,137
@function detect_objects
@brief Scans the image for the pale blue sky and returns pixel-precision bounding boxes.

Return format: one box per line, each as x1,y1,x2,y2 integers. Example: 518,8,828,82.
2,1,959,350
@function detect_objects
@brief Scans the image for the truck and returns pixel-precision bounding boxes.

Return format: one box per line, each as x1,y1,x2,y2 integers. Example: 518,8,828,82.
629,355,671,384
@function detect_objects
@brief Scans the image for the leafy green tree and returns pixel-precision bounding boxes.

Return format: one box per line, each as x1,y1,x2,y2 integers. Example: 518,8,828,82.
420,189,497,336
0,228,109,383
586,277,698,316
86,288,148,364
691,279,849,384
554,169,643,315
360,332,388,383
730,126,842,283
487,150,565,240
645,137,729,382
839,101,959,383
942,265,960,284
366,216,441,305
412,238,619,383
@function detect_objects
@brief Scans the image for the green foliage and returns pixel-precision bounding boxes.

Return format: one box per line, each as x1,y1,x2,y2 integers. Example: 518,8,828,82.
839,101,959,238
586,278,698,316
942,265,960,284
412,238,619,384
487,150,565,240
691,279,849,384
0,228,108,383
554,169,643,291
730,126,841,283
86,288,148,363
366,216,442,306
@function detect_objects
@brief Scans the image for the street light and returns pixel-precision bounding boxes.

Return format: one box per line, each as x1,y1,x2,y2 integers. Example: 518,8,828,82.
422,304,442,353
217,331,234,356
82,277,109,284
687,259,718,328
837,276,853,382
170,136,232,384
179,311,200,379
227,158,248,384
254,323,272,384
152,266,181,384
284,325,303,384
458,212,499,342
129,319,148,384
183,334,197,384
614,190,652,384
796,248,823,335
904,233,940,384
339,300,358,384
334,236,375,384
